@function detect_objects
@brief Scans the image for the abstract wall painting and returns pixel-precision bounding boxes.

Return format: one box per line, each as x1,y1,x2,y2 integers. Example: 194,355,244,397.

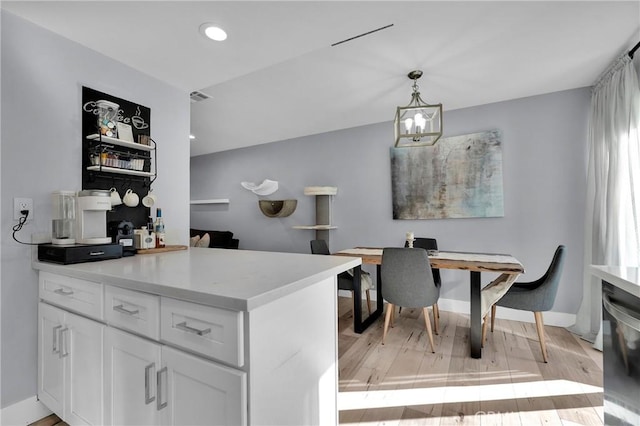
390,129,504,219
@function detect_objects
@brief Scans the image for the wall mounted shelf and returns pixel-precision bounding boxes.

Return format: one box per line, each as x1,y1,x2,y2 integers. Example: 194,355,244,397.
86,165,154,177
259,200,297,218
294,186,338,244
190,199,230,205
85,131,156,185
292,225,337,230
86,134,154,151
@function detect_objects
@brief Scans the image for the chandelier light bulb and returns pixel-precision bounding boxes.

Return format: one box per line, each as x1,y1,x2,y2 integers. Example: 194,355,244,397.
414,113,425,132
404,118,413,133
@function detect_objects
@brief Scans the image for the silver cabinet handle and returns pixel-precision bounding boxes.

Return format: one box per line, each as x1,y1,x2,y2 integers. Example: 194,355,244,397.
156,367,168,410
54,288,74,296
113,304,140,316
175,321,211,336
89,251,105,256
603,293,640,332
52,325,62,354
144,363,156,405
59,328,69,359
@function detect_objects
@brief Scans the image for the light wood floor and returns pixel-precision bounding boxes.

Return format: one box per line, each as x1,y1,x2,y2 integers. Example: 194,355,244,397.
337,297,604,425
30,297,603,426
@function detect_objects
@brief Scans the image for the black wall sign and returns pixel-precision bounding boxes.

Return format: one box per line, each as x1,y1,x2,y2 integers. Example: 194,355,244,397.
81,86,155,232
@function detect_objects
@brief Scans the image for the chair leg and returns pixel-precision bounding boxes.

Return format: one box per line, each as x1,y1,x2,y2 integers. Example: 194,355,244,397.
481,315,488,348
422,307,435,353
365,290,372,315
382,303,394,344
432,305,439,335
390,304,395,326
490,305,496,332
434,303,440,319
534,311,548,363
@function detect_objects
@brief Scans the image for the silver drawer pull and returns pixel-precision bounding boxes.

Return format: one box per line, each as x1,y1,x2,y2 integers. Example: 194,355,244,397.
113,304,140,316
175,321,211,336
59,328,69,359
54,288,74,296
156,367,168,410
145,362,156,405
89,251,105,256
52,325,62,353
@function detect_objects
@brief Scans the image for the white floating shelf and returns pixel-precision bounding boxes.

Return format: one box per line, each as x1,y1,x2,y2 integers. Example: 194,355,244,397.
292,225,337,230
86,165,154,177
86,134,154,151
190,199,230,205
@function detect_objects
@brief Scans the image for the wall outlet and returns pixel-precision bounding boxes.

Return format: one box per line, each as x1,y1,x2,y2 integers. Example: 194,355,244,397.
14,197,34,221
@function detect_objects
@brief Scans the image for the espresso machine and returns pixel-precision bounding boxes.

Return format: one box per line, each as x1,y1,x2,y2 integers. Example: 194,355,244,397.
38,190,122,264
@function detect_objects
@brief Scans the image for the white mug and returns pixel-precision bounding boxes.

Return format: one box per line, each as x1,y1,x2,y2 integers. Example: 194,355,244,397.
110,187,122,207
142,190,157,207
123,189,139,207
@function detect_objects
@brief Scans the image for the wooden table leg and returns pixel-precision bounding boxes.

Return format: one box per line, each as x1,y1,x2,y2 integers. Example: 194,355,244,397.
352,265,363,332
470,271,482,358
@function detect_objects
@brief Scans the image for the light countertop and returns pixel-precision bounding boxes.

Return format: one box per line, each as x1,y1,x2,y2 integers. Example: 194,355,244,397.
591,265,640,298
33,247,361,311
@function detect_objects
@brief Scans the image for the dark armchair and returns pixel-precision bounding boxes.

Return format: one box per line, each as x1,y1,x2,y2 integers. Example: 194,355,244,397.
484,245,566,362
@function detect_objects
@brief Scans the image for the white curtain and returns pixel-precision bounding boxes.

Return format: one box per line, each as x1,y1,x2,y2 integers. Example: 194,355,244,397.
571,53,640,345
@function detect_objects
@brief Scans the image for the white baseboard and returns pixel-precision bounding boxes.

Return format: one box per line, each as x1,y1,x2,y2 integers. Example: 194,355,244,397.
0,396,52,426
340,291,576,328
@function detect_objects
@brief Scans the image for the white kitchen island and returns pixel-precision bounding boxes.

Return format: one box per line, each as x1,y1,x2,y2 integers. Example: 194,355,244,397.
33,247,361,426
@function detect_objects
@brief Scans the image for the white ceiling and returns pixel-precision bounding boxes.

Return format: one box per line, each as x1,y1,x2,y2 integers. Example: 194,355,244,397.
3,1,639,156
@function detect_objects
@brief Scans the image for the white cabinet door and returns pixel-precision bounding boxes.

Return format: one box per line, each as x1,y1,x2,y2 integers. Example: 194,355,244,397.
38,303,105,426
104,327,161,426
160,346,247,426
65,311,104,426
38,303,65,417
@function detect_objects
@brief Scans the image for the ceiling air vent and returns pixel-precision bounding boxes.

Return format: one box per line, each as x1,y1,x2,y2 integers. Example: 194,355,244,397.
331,24,394,47
190,91,211,103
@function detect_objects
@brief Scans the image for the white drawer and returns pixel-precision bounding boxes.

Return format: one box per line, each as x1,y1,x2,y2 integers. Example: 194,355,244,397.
161,298,244,367
104,285,160,339
39,271,103,320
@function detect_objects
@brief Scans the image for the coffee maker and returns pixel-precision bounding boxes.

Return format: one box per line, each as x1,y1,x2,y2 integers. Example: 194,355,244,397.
109,220,136,256
76,190,111,244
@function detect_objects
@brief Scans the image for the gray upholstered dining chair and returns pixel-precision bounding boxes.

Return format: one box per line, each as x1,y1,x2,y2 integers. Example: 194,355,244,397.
381,247,440,352
483,245,566,363
405,237,441,319
310,239,373,314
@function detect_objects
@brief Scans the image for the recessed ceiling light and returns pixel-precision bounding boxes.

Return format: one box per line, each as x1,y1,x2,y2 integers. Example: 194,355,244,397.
189,134,196,140
199,23,227,41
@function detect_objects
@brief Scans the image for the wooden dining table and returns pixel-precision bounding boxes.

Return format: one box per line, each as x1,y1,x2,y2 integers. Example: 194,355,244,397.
333,248,524,358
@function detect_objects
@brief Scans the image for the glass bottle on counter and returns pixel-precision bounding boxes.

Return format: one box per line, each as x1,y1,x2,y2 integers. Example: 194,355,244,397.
154,208,166,248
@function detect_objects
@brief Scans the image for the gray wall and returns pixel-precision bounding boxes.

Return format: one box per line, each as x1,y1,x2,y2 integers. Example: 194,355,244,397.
191,87,590,315
0,12,190,408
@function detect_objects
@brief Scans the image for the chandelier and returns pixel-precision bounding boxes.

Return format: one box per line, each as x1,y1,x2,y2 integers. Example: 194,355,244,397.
394,70,443,147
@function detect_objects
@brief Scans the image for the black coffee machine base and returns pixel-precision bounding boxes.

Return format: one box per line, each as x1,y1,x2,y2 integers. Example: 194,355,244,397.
38,243,123,264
